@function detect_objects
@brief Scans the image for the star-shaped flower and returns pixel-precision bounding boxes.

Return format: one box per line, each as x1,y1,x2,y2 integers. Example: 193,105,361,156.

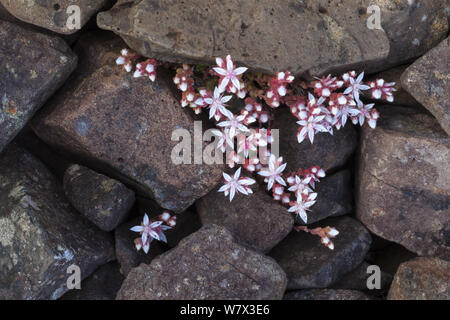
204,87,233,121
213,55,248,93
218,167,256,201
217,113,249,138
258,154,287,190
130,213,172,253
343,71,370,103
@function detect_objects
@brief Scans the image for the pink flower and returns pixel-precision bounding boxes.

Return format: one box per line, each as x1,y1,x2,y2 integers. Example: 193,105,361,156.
130,213,172,253
211,129,233,153
287,175,313,198
369,79,396,102
288,192,317,223
204,87,233,121
313,75,343,98
217,113,249,138
265,71,295,108
296,114,327,144
213,55,248,93
218,167,256,201
133,59,158,82
353,100,378,128
173,64,194,92
258,154,287,190
343,71,370,103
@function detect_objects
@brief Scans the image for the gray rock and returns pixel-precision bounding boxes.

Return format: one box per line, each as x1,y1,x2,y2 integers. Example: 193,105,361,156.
31,32,223,213
63,164,135,232
330,261,392,291
97,0,389,76
269,216,372,290
0,144,115,300
356,106,450,261
0,20,77,153
401,37,450,136
60,262,124,300
196,184,294,253
0,0,109,34
299,170,353,225
116,224,287,300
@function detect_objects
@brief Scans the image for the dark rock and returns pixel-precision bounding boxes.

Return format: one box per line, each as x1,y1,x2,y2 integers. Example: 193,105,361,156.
368,242,417,276
388,257,450,300
401,37,450,136
97,0,389,76
196,184,294,253
299,170,353,225
31,32,223,213
0,144,115,300
330,261,392,291
116,224,287,300
272,108,358,173
0,0,109,34
60,262,124,300
356,106,450,261
63,164,135,232
268,216,372,290
284,289,371,300
0,20,77,153
115,217,166,277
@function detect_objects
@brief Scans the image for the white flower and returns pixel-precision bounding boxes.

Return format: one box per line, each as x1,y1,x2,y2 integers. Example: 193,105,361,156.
218,167,256,201
343,71,370,103
288,193,317,223
287,175,312,197
130,214,171,253
258,154,287,190
217,113,249,138
296,115,327,144
204,87,233,121
211,129,233,152
213,55,248,92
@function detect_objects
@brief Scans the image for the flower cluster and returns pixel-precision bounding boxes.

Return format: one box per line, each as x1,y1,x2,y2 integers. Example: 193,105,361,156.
117,49,395,251
295,225,339,250
130,212,176,253
116,49,159,82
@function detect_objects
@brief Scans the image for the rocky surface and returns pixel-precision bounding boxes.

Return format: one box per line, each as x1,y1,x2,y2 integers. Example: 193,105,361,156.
0,20,77,153
284,289,371,300
388,257,450,300
63,164,135,231
269,216,372,290
401,37,450,136
272,108,358,173
97,0,390,76
0,0,109,34
31,33,223,213
116,224,287,300
0,144,115,300
196,184,294,253
356,106,450,261
300,170,353,225
97,1,448,76
115,216,166,277
61,261,124,300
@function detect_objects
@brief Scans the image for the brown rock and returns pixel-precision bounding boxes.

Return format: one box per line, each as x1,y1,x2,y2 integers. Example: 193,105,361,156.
60,262,124,300
196,184,294,253
284,289,371,300
269,216,372,290
63,164,136,232
31,33,223,213
0,0,109,34
401,37,450,136
97,0,389,76
356,106,450,260
0,20,77,153
0,144,115,300
388,257,450,300
272,108,358,173
116,224,287,300
115,217,166,276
